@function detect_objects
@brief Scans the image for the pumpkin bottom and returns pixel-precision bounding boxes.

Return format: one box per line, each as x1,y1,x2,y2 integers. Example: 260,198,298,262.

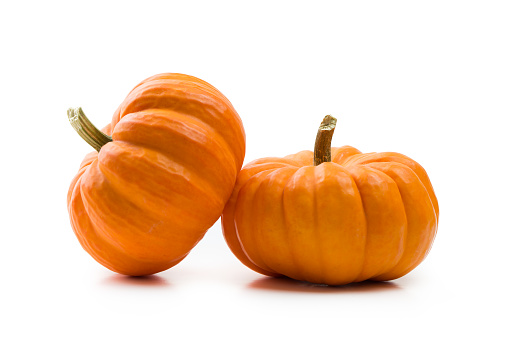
267,275,394,288
100,255,188,277
248,254,413,285
268,270,397,286
69,169,210,276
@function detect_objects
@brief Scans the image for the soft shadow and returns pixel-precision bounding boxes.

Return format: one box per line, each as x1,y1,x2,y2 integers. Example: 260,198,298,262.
102,274,170,287
248,276,401,293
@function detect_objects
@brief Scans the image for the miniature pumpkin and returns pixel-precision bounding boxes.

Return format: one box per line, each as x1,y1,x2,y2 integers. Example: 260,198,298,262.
67,73,245,276
222,116,438,285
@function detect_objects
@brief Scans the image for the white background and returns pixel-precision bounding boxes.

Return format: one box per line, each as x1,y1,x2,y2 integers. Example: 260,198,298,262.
1,1,507,338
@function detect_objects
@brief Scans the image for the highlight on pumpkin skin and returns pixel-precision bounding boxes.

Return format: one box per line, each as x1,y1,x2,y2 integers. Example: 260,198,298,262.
221,114,439,286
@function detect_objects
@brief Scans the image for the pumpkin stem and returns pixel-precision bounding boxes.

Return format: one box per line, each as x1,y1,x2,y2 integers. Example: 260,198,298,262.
67,107,112,152
314,115,337,166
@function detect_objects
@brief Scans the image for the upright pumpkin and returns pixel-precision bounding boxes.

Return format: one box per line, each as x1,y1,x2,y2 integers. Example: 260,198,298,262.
67,73,245,276
222,115,438,285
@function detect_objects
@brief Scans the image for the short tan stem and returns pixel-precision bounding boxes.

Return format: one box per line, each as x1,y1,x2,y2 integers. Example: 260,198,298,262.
313,115,337,166
67,107,112,152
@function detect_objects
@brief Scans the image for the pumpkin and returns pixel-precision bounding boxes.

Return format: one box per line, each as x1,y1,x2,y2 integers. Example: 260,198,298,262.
67,73,245,276
221,116,438,285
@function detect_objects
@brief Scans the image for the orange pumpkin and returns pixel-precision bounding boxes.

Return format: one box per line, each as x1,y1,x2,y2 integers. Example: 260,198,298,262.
67,73,245,276
222,116,438,285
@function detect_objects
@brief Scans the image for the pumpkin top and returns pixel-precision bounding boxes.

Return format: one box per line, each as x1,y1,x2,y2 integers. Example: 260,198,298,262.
235,145,439,220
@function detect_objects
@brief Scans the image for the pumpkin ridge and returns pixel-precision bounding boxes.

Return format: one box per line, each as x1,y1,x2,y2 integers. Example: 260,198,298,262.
137,78,231,105
244,158,300,169
68,159,93,204
250,172,281,275
73,178,181,275
71,176,126,270
283,150,314,166
371,164,407,279
281,166,321,282
72,167,167,270
79,161,152,253
221,203,277,277
351,152,439,220
348,165,406,281
221,165,297,277
131,74,233,107
341,152,376,167
235,163,294,191
279,169,302,280
103,141,223,211
229,163,298,197
312,166,327,282
345,166,370,283
243,163,297,178
80,160,200,263
366,162,437,280
73,175,187,275
253,167,299,277
347,165,370,285
362,162,409,280
97,159,211,238
97,141,222,231
315,163,368,285
331,146,363,165
234,170,281,274
78,151,98,169
112,109,239,200
114,84,245,167
174,78,234,107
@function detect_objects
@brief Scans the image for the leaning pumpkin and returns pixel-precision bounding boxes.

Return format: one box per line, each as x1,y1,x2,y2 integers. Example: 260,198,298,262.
67,73,245,276
221,115,438,285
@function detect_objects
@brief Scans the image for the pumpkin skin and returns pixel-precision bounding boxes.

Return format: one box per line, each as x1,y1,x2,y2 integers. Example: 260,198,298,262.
68,73,245,276
221,146,438,285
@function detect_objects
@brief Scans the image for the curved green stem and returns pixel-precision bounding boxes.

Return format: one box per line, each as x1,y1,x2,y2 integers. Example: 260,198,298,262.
67,107,112,152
